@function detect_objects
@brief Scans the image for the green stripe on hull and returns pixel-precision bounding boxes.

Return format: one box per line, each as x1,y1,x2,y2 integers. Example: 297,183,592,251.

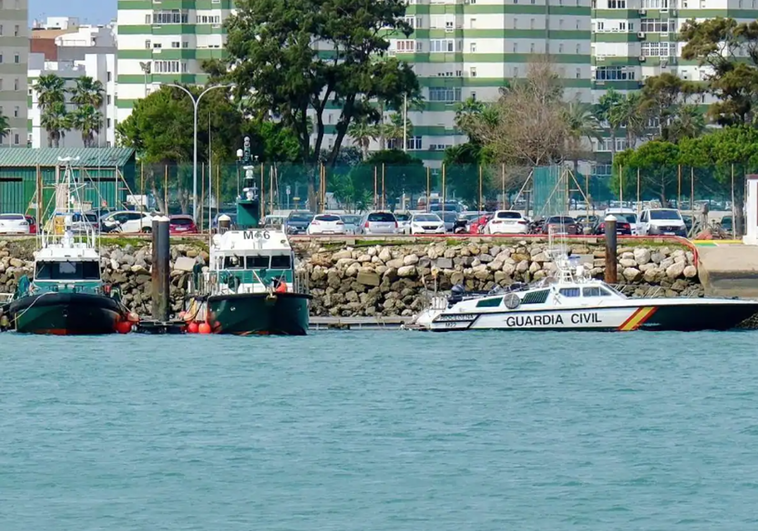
207,293,310,335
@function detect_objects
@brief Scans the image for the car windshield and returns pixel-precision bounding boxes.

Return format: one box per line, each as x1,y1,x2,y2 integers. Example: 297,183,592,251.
650,210,682,221
497,211,522,219
395,213,411,221
315,215,341,222
414,214,441,222
289,213,313,222
367,213,396,222
171,217,194,225
341,216,361,224
547,216,575,223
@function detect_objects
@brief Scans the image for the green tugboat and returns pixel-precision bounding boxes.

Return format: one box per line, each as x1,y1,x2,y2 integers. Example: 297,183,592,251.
185,137,311,335
7,157,132,335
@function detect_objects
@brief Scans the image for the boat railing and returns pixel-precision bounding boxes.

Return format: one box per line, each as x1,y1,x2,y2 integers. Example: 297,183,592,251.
295,269,310,296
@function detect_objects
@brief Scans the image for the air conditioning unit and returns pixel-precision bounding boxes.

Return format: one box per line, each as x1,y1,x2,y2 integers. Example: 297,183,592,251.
638,8,647,14
639,56,646,62
637,32,646,39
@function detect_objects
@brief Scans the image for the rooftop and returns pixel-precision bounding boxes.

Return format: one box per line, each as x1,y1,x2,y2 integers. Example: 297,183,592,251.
0,148,136,168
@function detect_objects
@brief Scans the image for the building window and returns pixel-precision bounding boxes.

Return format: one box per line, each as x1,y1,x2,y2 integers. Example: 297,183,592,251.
13,106,18,117
107,72,112,81
145,40,151,49
641,42,677,57
0,53,3,63
393,39,416,52
182,41,189,48
470,42,477,53
107,94,112,104
107,118,111,127
153,43,162,49
607,0,626,6
430,39,456,52
145,14,151,24
153,10,189,24
514,67,519,77
530,18,535,29
470,18,477,29
595,66,636,80
428,87,461,102
152,60,188,73
640,18,671,32
512,42,518,53
406,136,422,150
14,53,19,64
576,68,581,79
558,43,563,53
14,134,19,145
14,78,18,90
641,0,669,7
0,24,3,35
14,24,19,36
470,66,477,77
172,41,180,48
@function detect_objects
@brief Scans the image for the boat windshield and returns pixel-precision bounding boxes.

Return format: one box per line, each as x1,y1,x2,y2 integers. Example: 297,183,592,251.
35,260,100,281
222,254,292,269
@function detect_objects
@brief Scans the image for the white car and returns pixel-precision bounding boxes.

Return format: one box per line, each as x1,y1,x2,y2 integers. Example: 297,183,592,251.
0,214,30,235
485,210,529,234
604,208,639,235
409,213,445,234
306,213,345,235
638,208,687,237
101,211,154,233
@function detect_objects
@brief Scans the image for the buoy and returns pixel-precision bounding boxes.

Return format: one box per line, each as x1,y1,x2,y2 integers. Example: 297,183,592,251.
116,320,132,334
128,312,140,323
187,322,199,334
198,322,212,334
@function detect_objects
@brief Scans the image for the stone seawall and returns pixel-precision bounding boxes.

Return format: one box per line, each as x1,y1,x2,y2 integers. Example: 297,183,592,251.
0,237,702,318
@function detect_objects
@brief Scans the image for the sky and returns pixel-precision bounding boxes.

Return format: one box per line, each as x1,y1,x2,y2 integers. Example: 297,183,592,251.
30,0,115,26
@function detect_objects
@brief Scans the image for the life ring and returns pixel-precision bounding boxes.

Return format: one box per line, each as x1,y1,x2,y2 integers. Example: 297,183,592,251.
504,293,521,309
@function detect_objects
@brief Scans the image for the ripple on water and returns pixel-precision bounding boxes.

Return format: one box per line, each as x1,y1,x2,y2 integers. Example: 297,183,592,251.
0,331,757,531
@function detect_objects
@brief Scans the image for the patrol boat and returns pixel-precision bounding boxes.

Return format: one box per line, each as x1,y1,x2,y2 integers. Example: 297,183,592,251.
413,253,758,332
184,137,311,335
7,157,131,335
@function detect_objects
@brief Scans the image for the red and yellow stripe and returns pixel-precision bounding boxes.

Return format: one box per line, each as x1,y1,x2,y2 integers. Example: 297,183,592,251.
618,306,658,331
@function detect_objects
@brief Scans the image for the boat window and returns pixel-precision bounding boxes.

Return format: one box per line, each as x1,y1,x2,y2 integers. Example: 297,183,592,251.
559,288,581,297
270,255,291,269
35,260,100,280
520,289,549,304
246,256,270,268
582,287,612,297
476,297,502,308
223,256,246,269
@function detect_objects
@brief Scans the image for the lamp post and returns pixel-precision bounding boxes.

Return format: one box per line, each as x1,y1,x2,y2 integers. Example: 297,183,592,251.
163,83,231,222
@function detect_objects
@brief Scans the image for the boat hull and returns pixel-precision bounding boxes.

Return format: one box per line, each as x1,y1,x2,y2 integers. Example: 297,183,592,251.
8,292,125,335
421,301,758,332
206,292,310,335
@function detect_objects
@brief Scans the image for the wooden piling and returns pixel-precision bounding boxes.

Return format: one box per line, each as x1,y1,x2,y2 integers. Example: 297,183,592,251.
604,214,617,284
151,216,171,322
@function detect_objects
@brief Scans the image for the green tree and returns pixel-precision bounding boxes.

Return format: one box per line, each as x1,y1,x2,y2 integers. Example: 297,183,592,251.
681,18,758,125
71,104,103,147
383,112,413,149
69,76,105,108
34,74,66,109
612,141,680,205
668,104,707,143
40,101,71,148
347,117,378,161
564,101,602,173
596,87,623,159
221,0,419,208
640,73,701,140
0,111,9,143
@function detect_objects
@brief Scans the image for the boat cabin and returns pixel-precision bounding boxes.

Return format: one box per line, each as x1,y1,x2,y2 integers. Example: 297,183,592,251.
208,228,296,294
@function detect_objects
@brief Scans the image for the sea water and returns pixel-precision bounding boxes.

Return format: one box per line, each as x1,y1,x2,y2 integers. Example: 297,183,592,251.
1,331,758,531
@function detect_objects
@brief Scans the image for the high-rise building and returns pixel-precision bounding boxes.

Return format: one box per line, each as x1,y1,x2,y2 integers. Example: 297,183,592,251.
115,0,231,124
0,0,29,148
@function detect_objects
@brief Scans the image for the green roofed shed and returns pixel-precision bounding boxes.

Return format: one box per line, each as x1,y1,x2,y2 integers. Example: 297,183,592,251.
0,148,137,215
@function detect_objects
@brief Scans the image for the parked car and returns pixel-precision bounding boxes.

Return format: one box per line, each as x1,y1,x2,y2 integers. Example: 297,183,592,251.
263,215,286,228
100,210,154,233
359,211,398,235
341,215,362,235
409,213,445,235
682,214,694,234
638,208,687,237
0,214,30,235
594,217,632,236
286,211,314,235
720,215,733,235
69,211,100,235
307,213,345,235
395,211,412,234
485,210,530,234
439,211,458,232
542,215,580,235
24,215,37,235
469,213,494,234
602,209,638,235
169,215,199,235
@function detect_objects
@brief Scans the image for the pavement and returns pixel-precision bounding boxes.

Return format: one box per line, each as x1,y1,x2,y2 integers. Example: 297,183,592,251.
696,243,758,298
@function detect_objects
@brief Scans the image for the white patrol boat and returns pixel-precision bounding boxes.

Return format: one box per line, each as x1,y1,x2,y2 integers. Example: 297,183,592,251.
413,253,758,332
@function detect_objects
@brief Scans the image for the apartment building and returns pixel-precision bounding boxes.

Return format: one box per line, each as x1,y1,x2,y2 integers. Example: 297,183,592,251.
0,0,29,148
116,0,232,124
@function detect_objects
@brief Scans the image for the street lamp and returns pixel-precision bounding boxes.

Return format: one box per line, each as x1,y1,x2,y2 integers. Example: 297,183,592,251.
163,83,232,222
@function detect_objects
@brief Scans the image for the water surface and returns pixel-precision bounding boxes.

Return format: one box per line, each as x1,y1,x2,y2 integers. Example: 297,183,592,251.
1,331,757,530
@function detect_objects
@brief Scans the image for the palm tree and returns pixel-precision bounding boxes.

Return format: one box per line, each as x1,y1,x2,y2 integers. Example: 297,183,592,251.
596,88,623,160
71,105,103,147
610,92,647,149
564,101,602,173
347,118,378,161
34,74,66,110
668,104,706,143
69,76,105,108
383,112,413,149
0,111,9,145
40,102,71,148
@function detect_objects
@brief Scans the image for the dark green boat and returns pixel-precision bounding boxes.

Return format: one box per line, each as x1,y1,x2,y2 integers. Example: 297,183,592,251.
185,136,311,335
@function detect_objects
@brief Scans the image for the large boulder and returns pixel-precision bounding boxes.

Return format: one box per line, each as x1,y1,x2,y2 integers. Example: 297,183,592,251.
683,265,698,278
633,247,651,265
665,261,686,279
623,267,642,282
356,270,381,287
397,265,417,278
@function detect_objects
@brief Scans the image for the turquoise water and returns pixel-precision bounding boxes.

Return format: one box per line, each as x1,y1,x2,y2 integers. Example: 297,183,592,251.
2,331,758,530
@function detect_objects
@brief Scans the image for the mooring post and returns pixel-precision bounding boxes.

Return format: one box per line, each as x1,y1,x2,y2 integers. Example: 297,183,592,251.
604,214,617,284
151,216,171,321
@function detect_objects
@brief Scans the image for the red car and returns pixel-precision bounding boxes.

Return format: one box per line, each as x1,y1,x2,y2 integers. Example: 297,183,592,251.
24,215,37,234
169,215,199,235
469,214,493,234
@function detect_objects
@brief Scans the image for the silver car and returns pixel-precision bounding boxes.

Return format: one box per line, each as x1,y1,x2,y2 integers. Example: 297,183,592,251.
360,211,398,235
